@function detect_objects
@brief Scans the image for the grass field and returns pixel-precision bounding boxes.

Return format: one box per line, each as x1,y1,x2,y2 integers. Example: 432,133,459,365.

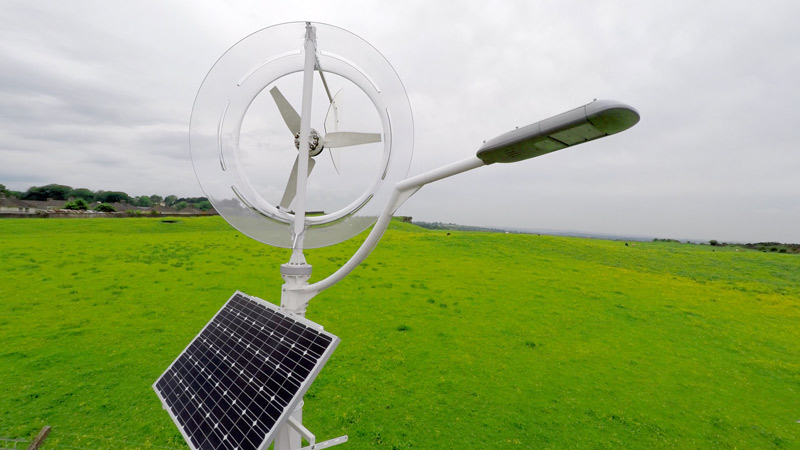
1,217,799,449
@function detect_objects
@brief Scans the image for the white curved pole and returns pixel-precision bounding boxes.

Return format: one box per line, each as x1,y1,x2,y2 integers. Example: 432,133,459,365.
286,156,486,304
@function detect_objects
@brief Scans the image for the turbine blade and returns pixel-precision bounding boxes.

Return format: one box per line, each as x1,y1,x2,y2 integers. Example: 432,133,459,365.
317,66,334,103
329,148,342,174
323,132,382,148
269,86,301,135
324,89,343,135
324,89,344,174
279,156,299,209
279,156,316,210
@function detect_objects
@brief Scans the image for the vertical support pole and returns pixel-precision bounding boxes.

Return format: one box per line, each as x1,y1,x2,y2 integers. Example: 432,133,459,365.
281,21,317,315
277,264,310,449
276,22,317,450
290,22,317,263
274,401,304,450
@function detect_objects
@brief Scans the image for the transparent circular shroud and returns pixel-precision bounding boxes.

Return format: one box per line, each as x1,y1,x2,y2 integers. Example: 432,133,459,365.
190,22,413,249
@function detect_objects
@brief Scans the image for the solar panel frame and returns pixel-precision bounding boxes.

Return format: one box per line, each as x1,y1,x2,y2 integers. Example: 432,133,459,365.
153,291,339,450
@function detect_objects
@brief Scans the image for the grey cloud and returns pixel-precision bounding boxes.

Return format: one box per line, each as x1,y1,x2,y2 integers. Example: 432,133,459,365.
1,0,799,243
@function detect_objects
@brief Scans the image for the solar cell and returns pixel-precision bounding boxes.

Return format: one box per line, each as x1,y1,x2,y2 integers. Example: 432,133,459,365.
153,291,339,450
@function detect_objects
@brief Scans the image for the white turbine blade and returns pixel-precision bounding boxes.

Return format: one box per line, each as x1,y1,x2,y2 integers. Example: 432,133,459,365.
323,132,382,148
279,156,316,210
324,89,344,174
279,156,300,209
329,147,343,174
269,86,301,135
317,66,334,103
324,89,343,134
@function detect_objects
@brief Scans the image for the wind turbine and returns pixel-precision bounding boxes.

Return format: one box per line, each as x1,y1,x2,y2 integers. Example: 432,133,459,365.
268,86,380,210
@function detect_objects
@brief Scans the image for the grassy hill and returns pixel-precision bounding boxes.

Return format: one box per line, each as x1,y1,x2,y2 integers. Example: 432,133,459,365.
1,217,798,449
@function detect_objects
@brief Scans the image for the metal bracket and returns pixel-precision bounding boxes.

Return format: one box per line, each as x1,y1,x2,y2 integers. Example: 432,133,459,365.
287,415,314,445
288,415,348,450
299,436,349,450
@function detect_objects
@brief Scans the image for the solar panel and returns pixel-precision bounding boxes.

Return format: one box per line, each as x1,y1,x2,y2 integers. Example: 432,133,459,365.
153,291,339,450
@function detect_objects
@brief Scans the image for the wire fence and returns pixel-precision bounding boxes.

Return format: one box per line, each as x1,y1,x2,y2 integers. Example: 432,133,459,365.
40,431,184,450
1,428,185,450
0,426,49,450
0,436,29,450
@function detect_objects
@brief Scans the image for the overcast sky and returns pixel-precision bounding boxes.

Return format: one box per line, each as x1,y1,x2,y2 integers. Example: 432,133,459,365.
1,0,798,243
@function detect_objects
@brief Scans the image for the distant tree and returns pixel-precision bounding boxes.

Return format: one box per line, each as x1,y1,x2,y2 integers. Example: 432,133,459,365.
69,188,96,202
96,191,131,203
178,196,209,204
195,200,213,211
149,194,163,204
135,196,153,207
22,184,73,200
174,201,189,210
164,195,178,206
64,198,89,210
95,203,116,212
709,240,719,246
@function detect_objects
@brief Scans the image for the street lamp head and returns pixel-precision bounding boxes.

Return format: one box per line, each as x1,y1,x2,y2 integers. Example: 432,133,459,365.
476,99,640,164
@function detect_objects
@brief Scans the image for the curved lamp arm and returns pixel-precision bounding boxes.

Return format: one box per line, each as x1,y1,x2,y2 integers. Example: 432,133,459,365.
282,99,640,308
298,156,487,298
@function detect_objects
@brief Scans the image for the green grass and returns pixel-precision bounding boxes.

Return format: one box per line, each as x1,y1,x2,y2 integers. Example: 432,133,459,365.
1,217,799,449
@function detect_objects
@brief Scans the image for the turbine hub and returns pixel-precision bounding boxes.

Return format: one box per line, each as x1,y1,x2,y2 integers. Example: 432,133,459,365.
295,128,324,156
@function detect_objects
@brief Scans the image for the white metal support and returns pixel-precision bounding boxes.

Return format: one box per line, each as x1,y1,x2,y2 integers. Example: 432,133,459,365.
290,22,317,265
280,22,317,316
288,415,315,446
299,436,349,450
275,401,304,450
288,414,348,449
283,156,487,307
276,22,317,450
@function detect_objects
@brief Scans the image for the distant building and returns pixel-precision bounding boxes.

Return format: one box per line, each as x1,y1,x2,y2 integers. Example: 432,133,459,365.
0,196,35,214
23,198,67,211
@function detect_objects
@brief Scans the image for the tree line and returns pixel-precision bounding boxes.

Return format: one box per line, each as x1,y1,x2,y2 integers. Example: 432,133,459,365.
0,183,212,211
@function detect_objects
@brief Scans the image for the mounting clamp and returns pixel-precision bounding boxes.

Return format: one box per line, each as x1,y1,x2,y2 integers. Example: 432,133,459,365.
288,415,348,450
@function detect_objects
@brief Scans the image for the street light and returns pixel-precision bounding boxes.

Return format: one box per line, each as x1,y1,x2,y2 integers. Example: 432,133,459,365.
477,100,640,164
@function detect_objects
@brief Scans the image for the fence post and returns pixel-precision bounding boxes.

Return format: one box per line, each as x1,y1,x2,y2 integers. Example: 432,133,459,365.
26,427,50,450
